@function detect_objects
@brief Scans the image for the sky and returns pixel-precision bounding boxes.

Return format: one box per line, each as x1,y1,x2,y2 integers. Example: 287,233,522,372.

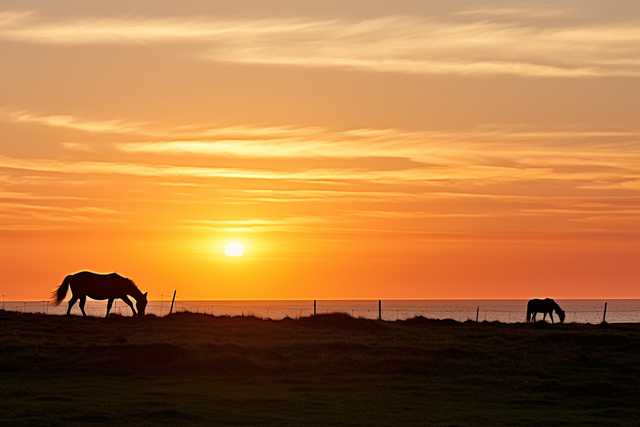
1,0,639,301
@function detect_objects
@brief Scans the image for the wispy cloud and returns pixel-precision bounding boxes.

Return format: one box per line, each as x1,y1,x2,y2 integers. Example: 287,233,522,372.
454,5,572,18
0,153,517,184
7,110,326,140
2,11,640,77
9,111,634,176
0,202,120,216
112,130,640,165
0,189,89,201
4,110,638,190
349,210,496,219
0,201,122,231
0,10,33,26
11,111,147,134
180,216,327,232
114,140,354,158
0,13,319,44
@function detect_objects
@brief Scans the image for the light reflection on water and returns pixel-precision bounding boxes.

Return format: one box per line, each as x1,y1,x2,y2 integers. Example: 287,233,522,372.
4,299,640,323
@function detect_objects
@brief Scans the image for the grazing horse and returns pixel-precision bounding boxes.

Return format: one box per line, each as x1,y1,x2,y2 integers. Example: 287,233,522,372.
526,298,565,323
51,271,148,317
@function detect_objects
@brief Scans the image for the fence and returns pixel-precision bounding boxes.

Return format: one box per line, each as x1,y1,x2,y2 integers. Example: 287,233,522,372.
2,299,639,324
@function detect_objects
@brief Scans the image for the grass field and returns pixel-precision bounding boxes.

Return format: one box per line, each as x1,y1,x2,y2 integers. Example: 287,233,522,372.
1,310,639,426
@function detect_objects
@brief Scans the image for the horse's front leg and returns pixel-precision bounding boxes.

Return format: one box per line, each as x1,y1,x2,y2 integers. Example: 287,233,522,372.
550,312,555,324
67,296,78,315
121,296,137,316
542,312,547,322
78,296,87,317
106,298,114,318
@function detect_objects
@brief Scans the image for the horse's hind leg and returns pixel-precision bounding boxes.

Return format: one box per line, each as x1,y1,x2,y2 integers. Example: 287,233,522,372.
67,296,78,315
121,296,137,316
78,296,87,317
105,298,114,318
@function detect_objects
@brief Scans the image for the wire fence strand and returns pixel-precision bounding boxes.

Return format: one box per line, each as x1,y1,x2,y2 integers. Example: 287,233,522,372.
3,300,640,323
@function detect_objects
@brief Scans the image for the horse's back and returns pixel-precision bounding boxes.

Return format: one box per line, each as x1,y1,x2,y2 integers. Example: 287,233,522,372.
72,271,121,279
71,271,129,284
68,271,132,299
527,298,542,309
528,298,555,311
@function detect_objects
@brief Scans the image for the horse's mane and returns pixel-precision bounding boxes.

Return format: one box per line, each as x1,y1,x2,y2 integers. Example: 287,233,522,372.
124,276,138,289
113,272,138,289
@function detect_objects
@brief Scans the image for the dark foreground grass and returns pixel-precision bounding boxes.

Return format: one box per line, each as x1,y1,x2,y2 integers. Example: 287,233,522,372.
1,311,639,426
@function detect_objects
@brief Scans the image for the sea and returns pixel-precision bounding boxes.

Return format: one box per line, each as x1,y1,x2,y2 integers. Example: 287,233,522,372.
4,299,640,324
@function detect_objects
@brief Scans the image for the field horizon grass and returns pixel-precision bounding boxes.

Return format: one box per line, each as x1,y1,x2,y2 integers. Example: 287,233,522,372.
1,310,639,426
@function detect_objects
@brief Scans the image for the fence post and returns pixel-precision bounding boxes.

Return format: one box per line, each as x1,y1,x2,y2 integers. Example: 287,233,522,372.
379,300,382,321
476,306,479,322
602,302,608,324
314,300,317,316
170,290,177,315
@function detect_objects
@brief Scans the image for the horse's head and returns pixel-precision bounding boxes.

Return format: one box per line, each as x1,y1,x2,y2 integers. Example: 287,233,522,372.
136,292,148,316
556,308,566,323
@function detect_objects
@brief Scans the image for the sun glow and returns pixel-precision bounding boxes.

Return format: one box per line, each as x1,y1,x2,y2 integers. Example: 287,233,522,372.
224,242,244,257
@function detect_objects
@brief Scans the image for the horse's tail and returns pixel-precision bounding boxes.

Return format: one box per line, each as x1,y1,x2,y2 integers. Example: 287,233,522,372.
526,303,532,322
51,276,72,306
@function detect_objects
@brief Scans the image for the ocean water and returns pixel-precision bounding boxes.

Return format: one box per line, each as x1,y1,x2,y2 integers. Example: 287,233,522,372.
4,299,640,323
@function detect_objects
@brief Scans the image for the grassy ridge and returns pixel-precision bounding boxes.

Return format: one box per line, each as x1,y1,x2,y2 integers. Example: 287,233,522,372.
1,311,639,426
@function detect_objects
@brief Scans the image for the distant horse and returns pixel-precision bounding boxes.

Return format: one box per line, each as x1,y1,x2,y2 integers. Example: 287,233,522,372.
51,271,148,317
526,298,565,323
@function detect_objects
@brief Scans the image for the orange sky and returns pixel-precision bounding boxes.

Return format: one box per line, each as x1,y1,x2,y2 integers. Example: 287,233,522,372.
1,1,639,300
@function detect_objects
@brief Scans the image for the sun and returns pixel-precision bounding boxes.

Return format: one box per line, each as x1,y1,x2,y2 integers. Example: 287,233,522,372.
224,242,244,257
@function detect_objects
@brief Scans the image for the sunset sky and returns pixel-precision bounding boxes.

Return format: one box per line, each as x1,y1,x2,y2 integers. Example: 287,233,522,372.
1,0,639,301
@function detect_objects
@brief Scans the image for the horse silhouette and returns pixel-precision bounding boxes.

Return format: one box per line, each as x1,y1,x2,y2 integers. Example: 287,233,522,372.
526,298,565,323
51,271,148,317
